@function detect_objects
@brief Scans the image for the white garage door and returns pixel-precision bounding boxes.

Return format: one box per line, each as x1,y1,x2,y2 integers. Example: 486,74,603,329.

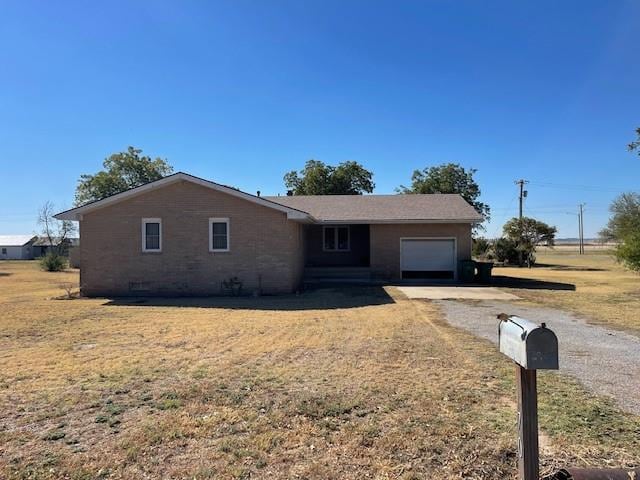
400,239,456,279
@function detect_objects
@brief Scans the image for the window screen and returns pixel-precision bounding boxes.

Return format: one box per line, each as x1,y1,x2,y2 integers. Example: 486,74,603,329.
212,222,228,250
210,219,230,251
145,222,160,250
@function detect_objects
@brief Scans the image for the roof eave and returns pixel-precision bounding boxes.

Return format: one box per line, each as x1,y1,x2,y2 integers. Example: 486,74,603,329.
53,172,314,222
54,212,81,221
312,218,483,224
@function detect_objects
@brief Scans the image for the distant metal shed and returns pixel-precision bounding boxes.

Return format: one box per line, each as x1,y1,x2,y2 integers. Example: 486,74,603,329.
0,235,37,260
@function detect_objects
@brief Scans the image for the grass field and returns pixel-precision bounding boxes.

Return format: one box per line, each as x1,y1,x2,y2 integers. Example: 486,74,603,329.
1,261,639,479
492,247,640,335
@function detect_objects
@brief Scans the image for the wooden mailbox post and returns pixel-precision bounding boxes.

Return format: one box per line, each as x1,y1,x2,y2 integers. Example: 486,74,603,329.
498,314,559,480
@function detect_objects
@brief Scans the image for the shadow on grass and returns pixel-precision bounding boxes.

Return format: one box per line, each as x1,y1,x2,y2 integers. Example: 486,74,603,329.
534,263,607,272
488,275,576,291
101,286,395,311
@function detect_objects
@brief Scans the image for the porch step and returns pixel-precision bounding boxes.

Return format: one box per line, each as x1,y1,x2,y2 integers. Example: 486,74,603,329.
304,267,372,280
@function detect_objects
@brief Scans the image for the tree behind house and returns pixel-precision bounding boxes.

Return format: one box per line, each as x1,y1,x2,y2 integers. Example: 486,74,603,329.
397,163,490,227
284,160,374,195
75,146,173,205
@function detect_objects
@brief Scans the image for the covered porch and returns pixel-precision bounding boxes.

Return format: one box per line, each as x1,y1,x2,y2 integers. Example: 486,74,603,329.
304,224,371,283
304,224,370,268
302,224,372,284
301,223,463,284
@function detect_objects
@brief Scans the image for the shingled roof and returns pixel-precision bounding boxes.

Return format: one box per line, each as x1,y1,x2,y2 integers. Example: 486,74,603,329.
265,194,483,223
54,172,483,224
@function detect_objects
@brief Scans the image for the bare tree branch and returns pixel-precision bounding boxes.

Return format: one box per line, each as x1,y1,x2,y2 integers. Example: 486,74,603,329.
37,202,77,256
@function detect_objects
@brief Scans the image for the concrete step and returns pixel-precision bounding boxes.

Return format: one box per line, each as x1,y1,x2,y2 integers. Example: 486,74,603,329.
304,267,371,280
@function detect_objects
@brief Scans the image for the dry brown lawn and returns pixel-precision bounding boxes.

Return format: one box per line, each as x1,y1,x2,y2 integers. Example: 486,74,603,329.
492,248,640,335
1,261,639,479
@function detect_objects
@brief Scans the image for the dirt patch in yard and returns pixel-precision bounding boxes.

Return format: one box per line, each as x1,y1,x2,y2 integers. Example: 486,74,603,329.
0,261,639,479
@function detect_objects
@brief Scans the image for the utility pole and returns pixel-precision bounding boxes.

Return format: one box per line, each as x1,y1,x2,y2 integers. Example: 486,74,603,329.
566,211,581,253
515,179,529,219
579,203,586,254
515,180,529,266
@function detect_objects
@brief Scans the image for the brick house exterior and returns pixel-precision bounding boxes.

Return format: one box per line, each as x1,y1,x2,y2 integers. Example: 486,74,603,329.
56,173,482,296
369,223,472,280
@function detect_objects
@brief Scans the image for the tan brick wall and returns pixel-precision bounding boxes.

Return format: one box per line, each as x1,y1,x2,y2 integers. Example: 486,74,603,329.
68,246,81,268
369,223,472,280
79,180,304,296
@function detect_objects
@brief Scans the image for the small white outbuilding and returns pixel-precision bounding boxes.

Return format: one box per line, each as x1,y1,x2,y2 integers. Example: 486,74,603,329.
0,235,37,260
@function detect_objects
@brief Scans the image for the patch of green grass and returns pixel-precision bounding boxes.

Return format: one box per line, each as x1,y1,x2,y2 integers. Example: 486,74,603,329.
95,415,109,424
156,398,181,410
192,466,217,478
295,393,361,419
155,391,182,410
538,372,640,448
42,429,66,441
105,403,125,416
191,366,209,379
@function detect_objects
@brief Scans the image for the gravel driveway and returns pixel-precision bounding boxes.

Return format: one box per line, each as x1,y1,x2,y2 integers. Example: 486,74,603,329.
436,300,640,415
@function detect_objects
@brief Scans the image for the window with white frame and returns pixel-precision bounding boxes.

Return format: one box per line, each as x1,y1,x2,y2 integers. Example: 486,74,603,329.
209,218,230,252
142,218,162,252
323,226,350,251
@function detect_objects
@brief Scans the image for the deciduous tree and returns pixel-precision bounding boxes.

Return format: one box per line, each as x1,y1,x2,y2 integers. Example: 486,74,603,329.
75,147,173,205
284,160,374,195
628,127,640,158
503,217,556,247
397,163,490,224
37,201,76,271
502,217,556,266
599,193,640,241
600,192,640,272
615,231,640,272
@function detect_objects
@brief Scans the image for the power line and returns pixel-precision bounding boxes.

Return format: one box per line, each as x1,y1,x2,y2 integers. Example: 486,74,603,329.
490,203,609,211
527,181,631,193
489,207,609,215
490,196,517,238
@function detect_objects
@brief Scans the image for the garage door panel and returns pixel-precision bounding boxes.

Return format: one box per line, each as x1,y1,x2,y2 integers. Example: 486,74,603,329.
401,239,455,272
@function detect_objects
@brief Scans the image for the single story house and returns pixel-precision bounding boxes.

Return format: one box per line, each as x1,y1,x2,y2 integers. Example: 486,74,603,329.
0,235,37,260
55,172,482,296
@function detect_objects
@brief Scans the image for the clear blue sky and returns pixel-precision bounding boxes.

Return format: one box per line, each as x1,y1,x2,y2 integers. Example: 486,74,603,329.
1,1,639,238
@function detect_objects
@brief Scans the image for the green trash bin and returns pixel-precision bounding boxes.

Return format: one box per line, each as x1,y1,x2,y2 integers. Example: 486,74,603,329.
476,261,494,283
460,260,476,283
